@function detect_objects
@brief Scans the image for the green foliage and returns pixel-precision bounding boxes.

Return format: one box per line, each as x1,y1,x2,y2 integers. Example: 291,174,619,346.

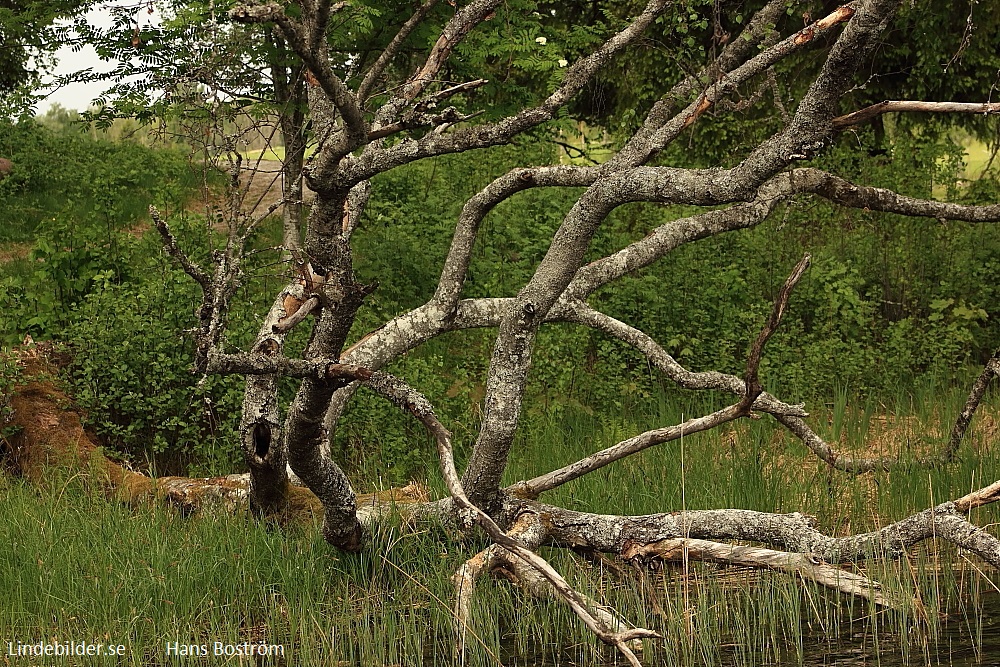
0,351,21,442
0,0,92,104
3,390,999,666
64,257,245,475
0,117,197,243
2,97,999,480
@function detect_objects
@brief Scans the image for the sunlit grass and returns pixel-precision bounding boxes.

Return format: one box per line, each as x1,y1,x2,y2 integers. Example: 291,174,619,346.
962,138,996,178
241,145,318,162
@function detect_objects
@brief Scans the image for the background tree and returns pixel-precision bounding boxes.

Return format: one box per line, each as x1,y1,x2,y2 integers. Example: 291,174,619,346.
0,2,99,122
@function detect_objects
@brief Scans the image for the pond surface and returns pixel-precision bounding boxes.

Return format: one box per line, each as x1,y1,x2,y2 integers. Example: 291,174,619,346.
499,592,1000,667
729,593,1000,667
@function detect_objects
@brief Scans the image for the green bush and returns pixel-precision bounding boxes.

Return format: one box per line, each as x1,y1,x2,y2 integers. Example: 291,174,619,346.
3,119,999,477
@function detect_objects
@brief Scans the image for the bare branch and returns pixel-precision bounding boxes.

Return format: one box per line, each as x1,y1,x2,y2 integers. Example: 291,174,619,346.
623,538,902,608
434,165,602,309
518,404,749,497
343,0,670,183
742,254,811,405
520,257,809,496
530,477,1000,567
149,205,211,291
833,100,1000,130
558,304,806,417
418,78,489,107
773,414,893,473
358,0,441,103
397,0,501,104
791,168,1000,222
946,348,1000,462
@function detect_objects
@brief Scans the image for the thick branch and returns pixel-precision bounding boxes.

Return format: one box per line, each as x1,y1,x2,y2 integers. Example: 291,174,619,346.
434,165,602,309
612,3,858,170
624,539,901,607
358,0,441,103
526,478,1000,567
302,362,659,664
731,0,899,190
792,168,1000,222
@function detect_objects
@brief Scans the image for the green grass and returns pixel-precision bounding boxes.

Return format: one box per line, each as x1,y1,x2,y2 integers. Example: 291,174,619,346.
3,379,1000,666
241,145,318,162
962,138,997,178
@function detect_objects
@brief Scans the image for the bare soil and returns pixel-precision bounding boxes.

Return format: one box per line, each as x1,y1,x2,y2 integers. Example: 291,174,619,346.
236,160,314,216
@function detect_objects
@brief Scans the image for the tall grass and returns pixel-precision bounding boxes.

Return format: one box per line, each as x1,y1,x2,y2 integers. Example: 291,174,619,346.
2,379,999,666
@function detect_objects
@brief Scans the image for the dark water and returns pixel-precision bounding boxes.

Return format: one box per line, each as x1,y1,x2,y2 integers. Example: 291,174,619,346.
727,594,1000,667
494,593,1000,667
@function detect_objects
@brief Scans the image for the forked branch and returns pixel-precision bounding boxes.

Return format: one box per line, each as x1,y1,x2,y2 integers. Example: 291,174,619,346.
518,255,810,497
314,365,660,666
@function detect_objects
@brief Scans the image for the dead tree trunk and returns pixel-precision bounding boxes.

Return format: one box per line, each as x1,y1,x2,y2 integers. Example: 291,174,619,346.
140,0,1000,662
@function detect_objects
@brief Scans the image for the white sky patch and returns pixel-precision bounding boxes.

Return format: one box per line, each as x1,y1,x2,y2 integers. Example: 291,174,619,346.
34,2,163,114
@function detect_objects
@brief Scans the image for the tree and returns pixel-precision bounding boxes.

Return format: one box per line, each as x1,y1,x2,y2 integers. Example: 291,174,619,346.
125,0,1000,662
0,0,96,111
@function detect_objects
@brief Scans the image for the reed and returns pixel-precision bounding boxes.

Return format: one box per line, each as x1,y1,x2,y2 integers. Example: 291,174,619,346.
2,378,998,666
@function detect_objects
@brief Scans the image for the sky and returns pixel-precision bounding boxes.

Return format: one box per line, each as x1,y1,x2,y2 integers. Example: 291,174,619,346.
34,3,163,114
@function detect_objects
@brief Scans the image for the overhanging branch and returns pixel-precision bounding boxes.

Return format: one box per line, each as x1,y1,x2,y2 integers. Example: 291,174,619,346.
833,100,1000,130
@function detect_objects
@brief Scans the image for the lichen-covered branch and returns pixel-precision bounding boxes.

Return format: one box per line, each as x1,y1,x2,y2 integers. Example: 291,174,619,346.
519,256,810,496
524,479,1000,568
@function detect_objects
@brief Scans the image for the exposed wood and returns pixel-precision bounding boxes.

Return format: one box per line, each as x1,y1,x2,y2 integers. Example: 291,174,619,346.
623,538,900,608
833,100,1000,130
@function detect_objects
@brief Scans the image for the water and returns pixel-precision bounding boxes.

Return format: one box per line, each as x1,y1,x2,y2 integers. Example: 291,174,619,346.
495,593,1000,667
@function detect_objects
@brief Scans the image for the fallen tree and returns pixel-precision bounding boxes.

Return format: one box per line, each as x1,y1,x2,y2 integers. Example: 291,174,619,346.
22,0,1000,663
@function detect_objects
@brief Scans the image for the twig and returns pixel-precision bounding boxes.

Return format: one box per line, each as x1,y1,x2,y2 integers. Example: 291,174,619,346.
358,0,442,102
741,253,811,406
517,256,810,497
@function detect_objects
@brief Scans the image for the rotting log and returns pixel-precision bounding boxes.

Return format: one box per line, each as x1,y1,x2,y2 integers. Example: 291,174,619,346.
0,355,428,521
